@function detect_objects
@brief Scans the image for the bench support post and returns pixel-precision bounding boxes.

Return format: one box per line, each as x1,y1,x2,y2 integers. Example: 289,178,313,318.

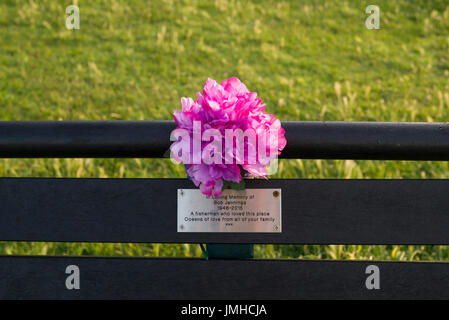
205,244,254,259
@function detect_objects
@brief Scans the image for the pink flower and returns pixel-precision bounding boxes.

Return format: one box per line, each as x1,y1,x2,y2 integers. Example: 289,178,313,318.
171,77,286,196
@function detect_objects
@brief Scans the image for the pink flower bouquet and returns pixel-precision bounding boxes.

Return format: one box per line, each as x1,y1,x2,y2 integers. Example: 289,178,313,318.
170,77,286,196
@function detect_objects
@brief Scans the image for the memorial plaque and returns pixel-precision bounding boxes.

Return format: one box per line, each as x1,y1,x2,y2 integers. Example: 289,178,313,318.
177,188,282,233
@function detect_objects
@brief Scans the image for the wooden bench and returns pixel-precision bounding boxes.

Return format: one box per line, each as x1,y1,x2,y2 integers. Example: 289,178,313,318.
1,121,449,299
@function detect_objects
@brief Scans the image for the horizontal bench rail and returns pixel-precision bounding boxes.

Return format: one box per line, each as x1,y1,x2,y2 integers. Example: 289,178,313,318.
2,120,449,300
1,121,449,160
1,178,449,244
1,256,448,299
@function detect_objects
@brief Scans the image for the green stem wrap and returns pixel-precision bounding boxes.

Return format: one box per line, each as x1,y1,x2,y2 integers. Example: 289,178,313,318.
202,244,254,259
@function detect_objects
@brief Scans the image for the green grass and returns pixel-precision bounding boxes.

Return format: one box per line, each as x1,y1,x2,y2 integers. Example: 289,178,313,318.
0,0,449,260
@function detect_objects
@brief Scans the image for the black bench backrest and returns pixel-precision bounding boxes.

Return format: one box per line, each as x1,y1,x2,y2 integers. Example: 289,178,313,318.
1,121,449,299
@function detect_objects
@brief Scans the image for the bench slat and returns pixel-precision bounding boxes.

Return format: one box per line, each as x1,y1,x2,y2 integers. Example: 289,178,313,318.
2,121,449,160
1,178,449,244
1,255,448,299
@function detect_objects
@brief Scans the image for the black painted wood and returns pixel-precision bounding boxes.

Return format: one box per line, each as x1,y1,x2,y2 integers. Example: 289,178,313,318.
0,121,176,158
1,255,448,299
1,178,449,244
2,121,449,160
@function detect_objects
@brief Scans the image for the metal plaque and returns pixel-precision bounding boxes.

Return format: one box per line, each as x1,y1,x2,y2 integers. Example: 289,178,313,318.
177,188,282,233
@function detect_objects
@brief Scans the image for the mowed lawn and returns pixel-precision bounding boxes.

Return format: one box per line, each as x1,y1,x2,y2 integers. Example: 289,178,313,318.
1,0,449,260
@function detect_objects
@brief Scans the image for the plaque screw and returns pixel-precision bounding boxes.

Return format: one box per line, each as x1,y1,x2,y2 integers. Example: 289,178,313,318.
273,191,280,198
180,225,184,230
273,225,279,231
180,190,184,196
